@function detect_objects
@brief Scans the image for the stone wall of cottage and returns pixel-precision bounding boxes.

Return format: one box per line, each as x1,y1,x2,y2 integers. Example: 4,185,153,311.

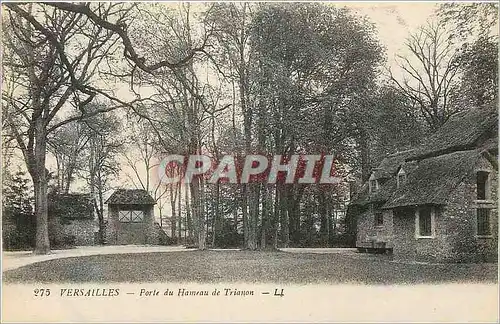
356,204,394,249
442,163,498,262
393,158,498,263
49,217,95,246
106,205,158,245
393,205,469,263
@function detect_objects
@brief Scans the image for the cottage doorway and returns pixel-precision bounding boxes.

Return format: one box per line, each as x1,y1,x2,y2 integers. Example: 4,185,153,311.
392,207,417,260
116,210,147,245
117,224,147,245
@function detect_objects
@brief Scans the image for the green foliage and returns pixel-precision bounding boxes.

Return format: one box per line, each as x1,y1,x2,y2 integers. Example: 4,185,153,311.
249,3,384,154
438,3,498,40
212,218,244,248
366,87,426,167
47,194,93,220
438,3,499,109
456,37,498,108
2,171,35,250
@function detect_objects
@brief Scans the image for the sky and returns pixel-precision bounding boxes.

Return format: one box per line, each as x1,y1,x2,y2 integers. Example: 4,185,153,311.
346,2,438,62
5,2,445,225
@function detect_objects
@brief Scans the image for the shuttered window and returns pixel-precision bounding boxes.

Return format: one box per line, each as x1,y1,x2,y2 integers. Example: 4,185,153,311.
118,210,144,223
419,207,432,236
131,210,144,222
477,208,491,236
416,206,435,238
374,211,384,226
119,211,130,222
476,171,489,200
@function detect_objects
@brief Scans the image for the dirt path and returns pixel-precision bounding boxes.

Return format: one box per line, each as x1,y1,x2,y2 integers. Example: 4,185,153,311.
2,245,194,272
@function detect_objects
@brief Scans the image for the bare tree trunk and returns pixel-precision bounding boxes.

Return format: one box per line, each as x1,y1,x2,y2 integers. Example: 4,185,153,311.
177,182,182,242
237,7,257,250
326,197,331,247
97,175,105,245
190,178,206,250
306,201,315,247
212,182,220,247
184,181,193,242
63,165,73,194
332,203,338,235
318,190,328,246
170,184,177,240
273,185,280,249
33,120,50,254
261,185,273,250
246,183,259,250
280,187,290,248
286,185,305,247
242,185,249,247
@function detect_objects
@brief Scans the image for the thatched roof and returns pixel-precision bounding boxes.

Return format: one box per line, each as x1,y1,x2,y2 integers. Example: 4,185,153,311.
106,189,155,205
350,150,416,206
383,150,488,209
372,149,417,179
409,106,498,161
350,106,497,209
48,193,93,219
349,178,396,207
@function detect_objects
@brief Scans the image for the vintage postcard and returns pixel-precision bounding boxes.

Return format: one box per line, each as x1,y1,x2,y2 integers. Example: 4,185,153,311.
1,1,498,322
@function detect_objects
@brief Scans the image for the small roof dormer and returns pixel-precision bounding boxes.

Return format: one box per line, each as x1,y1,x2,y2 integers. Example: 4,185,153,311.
397,167,407,189
368,172,379,194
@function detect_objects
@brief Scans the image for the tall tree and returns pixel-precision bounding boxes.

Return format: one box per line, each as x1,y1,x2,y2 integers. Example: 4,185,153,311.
389,21,461,130
81,108,124,244
3,2,208,254
47,121,90,194
2,5,122,253
438,2,498,40
129,3,224,250
207,2,257,249
352,86,426,172
250,3,383,246
438,3,499,108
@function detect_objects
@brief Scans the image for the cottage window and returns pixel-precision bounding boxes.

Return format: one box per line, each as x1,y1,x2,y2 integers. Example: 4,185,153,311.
415,206,435,238
118,210,144,223
374,211,384,226
397,168,406,188
476,171,490,200
131,210,144,222
118,210,130,222
477,208,491,236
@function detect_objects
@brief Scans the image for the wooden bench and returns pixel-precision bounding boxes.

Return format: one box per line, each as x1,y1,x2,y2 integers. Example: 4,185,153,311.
357,241,392,254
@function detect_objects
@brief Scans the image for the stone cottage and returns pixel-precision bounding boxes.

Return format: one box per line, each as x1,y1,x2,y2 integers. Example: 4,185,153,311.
105,189,158,245
48,193,96,246
349,149,417,253
350,106,498,263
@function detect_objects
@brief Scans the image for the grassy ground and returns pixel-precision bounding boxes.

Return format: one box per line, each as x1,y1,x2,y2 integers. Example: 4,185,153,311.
3,250,497,284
